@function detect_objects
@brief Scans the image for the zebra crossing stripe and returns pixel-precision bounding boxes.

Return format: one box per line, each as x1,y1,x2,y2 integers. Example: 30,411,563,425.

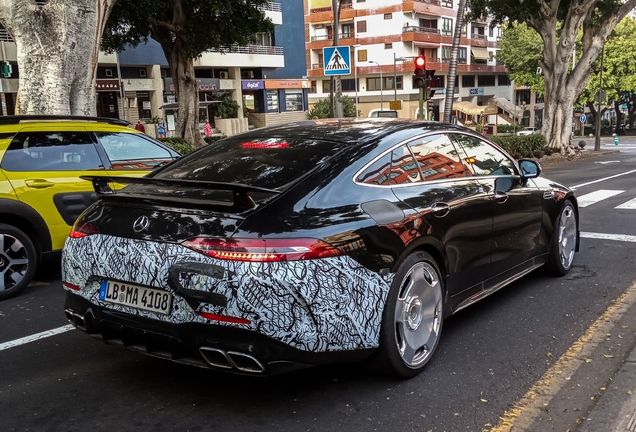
581,232,636,243
571,169,636,190
576,189,625,207
616,197,636,210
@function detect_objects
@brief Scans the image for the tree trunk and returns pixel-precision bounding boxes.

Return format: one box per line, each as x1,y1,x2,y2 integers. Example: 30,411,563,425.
0,0,115,115
614,100,623,134
442,0,466,123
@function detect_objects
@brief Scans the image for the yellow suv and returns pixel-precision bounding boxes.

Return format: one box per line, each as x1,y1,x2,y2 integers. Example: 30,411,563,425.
0,115,180,299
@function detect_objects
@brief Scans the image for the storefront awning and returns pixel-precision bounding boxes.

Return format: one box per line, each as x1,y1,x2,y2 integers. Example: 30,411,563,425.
159,101,222,110
414,41,440,47
471,47,491,60
489,97,523,118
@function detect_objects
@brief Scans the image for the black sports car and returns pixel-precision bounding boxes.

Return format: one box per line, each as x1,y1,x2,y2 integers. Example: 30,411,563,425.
62,119,579,377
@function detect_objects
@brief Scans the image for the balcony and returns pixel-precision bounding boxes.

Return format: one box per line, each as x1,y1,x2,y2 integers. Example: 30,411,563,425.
472,33,488,40
310,33,355,42
310,2,352,14
402,0,443,16
198,45,284,68
260,2,283,26
402,26,441,35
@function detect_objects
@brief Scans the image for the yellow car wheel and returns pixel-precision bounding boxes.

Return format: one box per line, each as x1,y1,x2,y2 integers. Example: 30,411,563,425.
0,224,37,300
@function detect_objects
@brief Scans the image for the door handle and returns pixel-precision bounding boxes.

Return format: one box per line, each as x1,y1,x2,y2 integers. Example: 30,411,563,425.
25,179,55,188
493,191,508,204
431,202,450,218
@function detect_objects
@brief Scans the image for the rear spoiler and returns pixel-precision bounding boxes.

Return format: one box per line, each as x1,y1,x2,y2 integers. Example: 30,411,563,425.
80,175,282,197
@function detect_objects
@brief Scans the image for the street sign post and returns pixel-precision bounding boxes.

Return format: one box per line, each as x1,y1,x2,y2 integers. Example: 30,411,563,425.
323,46,351,76
580,114,587,123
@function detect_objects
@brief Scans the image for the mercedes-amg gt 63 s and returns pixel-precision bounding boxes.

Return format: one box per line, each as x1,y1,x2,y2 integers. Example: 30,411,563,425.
62,119,579,378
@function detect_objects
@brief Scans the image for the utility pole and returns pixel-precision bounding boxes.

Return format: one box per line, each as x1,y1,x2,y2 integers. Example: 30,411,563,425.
595,46,604,151
331,0,343,118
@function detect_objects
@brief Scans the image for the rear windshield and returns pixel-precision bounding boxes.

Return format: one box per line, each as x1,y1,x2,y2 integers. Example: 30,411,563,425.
152,137,348,189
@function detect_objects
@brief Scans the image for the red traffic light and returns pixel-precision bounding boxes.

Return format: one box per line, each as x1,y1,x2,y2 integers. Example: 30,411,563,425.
414,56,426,69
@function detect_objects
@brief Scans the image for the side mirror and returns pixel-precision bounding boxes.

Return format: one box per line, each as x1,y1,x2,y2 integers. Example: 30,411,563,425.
518,159,541,179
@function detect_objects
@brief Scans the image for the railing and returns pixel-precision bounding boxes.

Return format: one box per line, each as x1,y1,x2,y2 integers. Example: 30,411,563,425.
310,2,352,13
310,33,354,42
472,33,488,40
0,28,14,42
207,45,283,55
405,0,441,4
311,63,322,69
259,2,281,12
441,57,467,64
441,0,453,7
402,26,441,34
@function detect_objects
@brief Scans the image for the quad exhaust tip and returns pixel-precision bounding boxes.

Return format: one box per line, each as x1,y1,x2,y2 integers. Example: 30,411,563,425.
64,308,87,332
199,347,265,373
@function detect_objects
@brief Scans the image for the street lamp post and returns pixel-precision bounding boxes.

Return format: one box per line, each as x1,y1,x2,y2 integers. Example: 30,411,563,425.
369,60,383,110
393,53,406,102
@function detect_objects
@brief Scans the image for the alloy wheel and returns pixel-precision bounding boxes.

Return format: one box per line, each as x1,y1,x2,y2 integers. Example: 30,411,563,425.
558,205,577,270
0,233,29,293
394,261,442,368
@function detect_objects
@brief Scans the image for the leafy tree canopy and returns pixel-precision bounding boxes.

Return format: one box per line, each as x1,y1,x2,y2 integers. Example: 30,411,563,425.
495,23,544,96
101,0,274,59
308,96,359,119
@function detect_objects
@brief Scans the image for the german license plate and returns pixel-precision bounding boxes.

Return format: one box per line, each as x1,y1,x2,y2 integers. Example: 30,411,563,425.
99,280,172,315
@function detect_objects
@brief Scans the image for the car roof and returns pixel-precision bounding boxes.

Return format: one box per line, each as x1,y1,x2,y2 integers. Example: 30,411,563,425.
230,118,468,145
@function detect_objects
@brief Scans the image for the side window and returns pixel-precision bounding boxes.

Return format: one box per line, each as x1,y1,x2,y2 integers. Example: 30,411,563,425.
407,134,471,181
452,134,517,176
356,145,420,185
96,132,172,170
0,131,102,171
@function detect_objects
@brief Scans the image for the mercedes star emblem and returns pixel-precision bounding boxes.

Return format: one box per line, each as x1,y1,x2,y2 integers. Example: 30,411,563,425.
132,215,150,233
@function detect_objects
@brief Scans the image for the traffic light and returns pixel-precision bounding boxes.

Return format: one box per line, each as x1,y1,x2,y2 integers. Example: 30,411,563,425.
424,69,436,97
413,55,426,88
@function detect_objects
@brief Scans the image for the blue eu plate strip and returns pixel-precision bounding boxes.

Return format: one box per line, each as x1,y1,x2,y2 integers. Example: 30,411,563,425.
99,280,107,301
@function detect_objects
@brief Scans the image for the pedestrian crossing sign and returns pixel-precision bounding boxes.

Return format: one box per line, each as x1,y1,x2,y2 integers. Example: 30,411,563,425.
323,46,351,76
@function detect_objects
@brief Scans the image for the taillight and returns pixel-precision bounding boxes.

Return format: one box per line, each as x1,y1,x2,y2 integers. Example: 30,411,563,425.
197,312,251,325
69,220,98,238
63,282,80,291
182,238,342,262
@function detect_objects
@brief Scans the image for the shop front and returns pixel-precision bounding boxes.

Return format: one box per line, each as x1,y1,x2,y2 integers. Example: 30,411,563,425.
245,79,310,128
95,79,121,119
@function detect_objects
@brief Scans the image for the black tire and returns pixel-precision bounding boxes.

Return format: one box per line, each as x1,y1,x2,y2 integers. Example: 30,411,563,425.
546,200,577,276
373,251,444,378
0,224,37,300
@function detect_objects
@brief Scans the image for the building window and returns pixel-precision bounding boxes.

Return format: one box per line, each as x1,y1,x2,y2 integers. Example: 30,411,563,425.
139,69,147,78
442,18,453,36
367,77,382,91
458,48,467,63
310,80,317,93
342,78,357,92
161,69,167,78
441,0,453,7
431,75,445,88
498,75,511,86
489,27,494,38
419,18,437,29
384,76,403,90
322,80,332,93
285,90,303,111
342,24,352,38
384,13,392,19
357,20,367,33
536,95,544,104
105,69,113,77
266,90,279,111
384,43,392,49
442,46,451,62
462,75,475,87
357,49,367,62
477,75,496,86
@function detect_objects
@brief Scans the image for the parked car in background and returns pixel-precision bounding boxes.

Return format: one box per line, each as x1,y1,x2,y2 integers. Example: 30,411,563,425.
0,116,180,299
516,127,541,136
62,119,579,378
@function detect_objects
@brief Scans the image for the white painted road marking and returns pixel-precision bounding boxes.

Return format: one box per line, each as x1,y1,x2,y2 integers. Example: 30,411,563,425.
594,161,621,164
0,325,75,352
616,197,636,210
571,169,636,190
581,232,636,243
576,189,625,207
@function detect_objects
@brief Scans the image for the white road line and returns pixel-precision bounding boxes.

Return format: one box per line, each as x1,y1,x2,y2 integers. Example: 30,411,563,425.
571,169,636,190
617,197,636,210
576,189,625,207
581,232,636,243
0,324,75,352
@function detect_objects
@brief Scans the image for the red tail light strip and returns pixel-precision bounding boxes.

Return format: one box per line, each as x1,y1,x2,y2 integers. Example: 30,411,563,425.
198,312,251,325
69,221,99,238
182,237,342,262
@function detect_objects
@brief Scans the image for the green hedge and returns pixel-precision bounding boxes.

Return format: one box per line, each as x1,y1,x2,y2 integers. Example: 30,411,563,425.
490,134,559,159
158,138,197,155
159,135,227,155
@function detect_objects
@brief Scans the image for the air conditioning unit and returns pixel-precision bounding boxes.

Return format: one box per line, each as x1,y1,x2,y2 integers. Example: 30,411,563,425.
219,71,229,79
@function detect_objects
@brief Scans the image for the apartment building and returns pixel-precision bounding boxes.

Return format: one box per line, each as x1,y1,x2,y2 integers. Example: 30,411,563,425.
305,0,535,126
0,1,309,133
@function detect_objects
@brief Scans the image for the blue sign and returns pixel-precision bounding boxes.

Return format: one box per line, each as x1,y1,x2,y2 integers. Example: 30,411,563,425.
580,114,587,123
323,46,351,76
469,88,485,96
242,80,264,90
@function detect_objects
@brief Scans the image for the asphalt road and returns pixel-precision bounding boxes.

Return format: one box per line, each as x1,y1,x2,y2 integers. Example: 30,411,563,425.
2,143,636,432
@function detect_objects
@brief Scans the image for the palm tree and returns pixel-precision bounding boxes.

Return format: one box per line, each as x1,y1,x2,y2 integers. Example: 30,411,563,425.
443,0,467,123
